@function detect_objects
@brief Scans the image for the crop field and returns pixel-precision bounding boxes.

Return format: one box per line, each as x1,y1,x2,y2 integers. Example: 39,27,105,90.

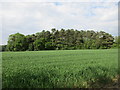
2,49,119,88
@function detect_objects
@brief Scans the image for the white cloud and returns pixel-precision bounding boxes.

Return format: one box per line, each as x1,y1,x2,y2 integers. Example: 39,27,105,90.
1,2,118,45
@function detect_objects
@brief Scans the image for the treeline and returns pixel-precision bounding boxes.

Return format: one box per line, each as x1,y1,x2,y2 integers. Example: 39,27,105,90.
1,28,119,51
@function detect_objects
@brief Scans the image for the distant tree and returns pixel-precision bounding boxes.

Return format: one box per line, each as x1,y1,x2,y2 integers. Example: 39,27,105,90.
113,36,120,48
7,33,27,51
45,42,54,50
26,34,36,51
6,29,114,51
98,31,114,49
34,38,45,51
28,43,34,51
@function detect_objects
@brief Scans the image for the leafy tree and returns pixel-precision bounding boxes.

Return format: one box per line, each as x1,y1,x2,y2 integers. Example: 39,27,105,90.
28,43,34,51
45,42,54,50
6,29,115,51
113,36,120,48
7,33,27,51
34,38,45,51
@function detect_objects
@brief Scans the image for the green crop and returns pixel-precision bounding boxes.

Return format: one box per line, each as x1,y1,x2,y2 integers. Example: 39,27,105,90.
2,49,118,88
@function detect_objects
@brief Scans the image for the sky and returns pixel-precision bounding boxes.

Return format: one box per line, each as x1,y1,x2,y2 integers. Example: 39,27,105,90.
1,0,119,45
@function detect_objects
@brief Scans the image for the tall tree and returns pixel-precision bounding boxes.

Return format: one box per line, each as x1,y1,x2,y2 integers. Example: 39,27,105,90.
6,29,115,51
7,33,27,51
34,38,45,51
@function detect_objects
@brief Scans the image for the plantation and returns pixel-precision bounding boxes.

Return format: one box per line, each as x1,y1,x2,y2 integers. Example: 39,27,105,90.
2,49,118,88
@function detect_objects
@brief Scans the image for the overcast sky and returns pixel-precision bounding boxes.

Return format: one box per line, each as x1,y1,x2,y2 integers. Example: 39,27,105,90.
1,1,119,45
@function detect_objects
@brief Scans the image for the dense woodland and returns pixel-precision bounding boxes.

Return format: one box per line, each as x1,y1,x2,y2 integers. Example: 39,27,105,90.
1,28,120,51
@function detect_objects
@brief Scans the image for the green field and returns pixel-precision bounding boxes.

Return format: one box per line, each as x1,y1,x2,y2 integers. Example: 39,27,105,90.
2,49,118,88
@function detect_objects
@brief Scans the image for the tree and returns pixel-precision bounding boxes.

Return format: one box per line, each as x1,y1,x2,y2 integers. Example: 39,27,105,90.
7,33,27,51
6,29,114,51
34,38,45,51
45,42,54,50
26,34,36,51
113,36,120,48
28,43,34,51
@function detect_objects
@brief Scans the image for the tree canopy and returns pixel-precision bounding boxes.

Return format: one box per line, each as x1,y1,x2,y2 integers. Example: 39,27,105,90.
3,28,119,51
6,33,27,51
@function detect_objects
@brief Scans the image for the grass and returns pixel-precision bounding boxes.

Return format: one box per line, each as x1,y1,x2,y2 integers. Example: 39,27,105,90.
2,49,118,88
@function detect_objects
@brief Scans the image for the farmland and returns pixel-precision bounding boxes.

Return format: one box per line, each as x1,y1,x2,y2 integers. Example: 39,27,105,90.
2,49,118,88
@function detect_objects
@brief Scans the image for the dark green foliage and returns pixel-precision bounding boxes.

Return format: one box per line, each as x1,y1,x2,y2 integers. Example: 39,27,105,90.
34,38,45,51
0,45,7,52
6,33,27,51
6,29,115,51
28,43,34,51
45,42,54,50
112,36,120,48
